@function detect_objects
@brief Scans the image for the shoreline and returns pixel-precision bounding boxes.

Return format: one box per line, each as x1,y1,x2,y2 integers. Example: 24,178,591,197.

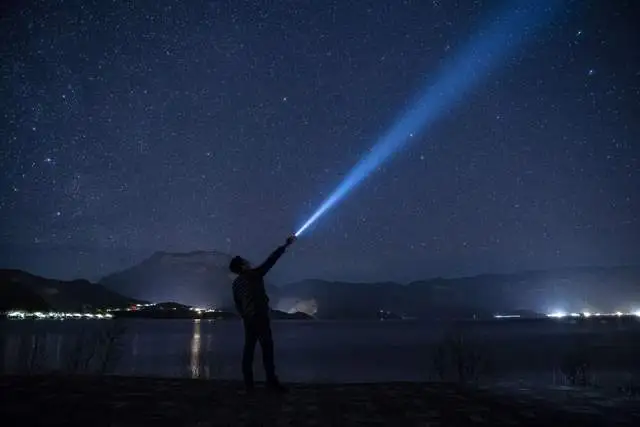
2,374,638,426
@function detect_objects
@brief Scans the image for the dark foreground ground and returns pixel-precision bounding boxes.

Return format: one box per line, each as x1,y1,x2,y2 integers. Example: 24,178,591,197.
1,375,639,426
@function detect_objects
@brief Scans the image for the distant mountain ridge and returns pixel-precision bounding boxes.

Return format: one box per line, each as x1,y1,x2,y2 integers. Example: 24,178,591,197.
277,265,640,319
0,269,141,312
97,249,640,320
5,248,637,320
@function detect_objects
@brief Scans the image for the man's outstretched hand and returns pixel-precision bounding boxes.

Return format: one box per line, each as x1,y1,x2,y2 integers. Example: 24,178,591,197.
285,235,297,246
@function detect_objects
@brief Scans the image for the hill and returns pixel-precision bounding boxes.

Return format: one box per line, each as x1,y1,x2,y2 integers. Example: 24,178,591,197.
0,269,141,312
99,250,280,309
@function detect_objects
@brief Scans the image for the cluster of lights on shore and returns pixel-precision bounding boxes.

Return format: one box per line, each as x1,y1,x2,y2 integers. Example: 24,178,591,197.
112,303,217,313
6,305,639,321
494,310,640,319
105,303,155,312
546,310,640,319
5,303,219,320
6,311,113,320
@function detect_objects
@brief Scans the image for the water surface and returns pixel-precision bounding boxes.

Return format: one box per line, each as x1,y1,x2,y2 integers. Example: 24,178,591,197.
2,319,639,387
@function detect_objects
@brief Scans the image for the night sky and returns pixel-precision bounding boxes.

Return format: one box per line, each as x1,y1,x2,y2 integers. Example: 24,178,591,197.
1,0,638,284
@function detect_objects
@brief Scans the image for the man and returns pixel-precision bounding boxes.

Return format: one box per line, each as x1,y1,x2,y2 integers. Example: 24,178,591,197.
229,235,296,393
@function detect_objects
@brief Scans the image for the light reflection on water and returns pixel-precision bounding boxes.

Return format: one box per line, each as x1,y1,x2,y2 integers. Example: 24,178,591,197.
190,319,201,378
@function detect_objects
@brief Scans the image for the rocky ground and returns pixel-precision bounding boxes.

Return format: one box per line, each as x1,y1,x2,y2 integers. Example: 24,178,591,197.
1,375,638,426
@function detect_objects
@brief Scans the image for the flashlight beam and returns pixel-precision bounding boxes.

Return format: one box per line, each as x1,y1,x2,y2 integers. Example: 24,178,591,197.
295,0,563,237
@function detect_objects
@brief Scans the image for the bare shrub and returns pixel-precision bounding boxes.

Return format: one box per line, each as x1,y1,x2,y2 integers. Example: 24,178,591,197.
203,350,226,379
0,320,6,374
618,376,640,397
431,328,488,384
9,323,49,374
558,340,594,387
26,331,48,374
175,348,196,378
97,320,127,374
65,321,127,374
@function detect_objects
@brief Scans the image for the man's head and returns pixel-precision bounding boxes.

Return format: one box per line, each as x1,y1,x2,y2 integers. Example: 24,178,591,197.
229,256,251,274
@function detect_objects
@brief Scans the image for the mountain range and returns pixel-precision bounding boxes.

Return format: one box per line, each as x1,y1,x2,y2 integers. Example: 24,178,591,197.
3,249,639,319
0,269,141,312
98,250,640,319
276,266,640,319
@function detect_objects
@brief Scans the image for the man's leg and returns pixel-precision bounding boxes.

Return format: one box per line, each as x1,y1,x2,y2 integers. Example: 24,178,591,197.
256,317,276,382
256,316,286,392
242,319,258,389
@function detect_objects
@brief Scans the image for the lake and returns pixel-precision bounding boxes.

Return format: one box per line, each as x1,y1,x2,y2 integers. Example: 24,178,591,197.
2,318,639,388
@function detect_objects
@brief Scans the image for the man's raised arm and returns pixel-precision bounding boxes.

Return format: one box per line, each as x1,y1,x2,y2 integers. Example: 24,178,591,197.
254,235,296,277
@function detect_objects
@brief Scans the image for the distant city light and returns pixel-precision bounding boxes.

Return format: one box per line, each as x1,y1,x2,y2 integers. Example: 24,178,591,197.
6,310,113,320
189,307,218,313
494,314,521,319
548,311,567,318
546,310,640,319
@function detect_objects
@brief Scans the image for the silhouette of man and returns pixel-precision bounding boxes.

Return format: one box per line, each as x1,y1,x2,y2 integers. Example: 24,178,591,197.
229,235,296,393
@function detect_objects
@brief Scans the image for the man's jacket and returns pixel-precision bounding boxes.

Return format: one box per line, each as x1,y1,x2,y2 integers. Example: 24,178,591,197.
232,245,287,318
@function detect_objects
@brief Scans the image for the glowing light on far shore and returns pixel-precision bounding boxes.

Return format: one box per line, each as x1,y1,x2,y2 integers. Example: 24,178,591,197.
548,311,567,318
546,310,640,319
5,310,113,320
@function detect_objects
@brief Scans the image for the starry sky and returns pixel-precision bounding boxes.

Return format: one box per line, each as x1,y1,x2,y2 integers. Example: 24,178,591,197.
1,0,638,284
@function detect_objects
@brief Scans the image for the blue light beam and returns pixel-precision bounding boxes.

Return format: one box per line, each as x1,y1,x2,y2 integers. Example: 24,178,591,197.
295,0,563,237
